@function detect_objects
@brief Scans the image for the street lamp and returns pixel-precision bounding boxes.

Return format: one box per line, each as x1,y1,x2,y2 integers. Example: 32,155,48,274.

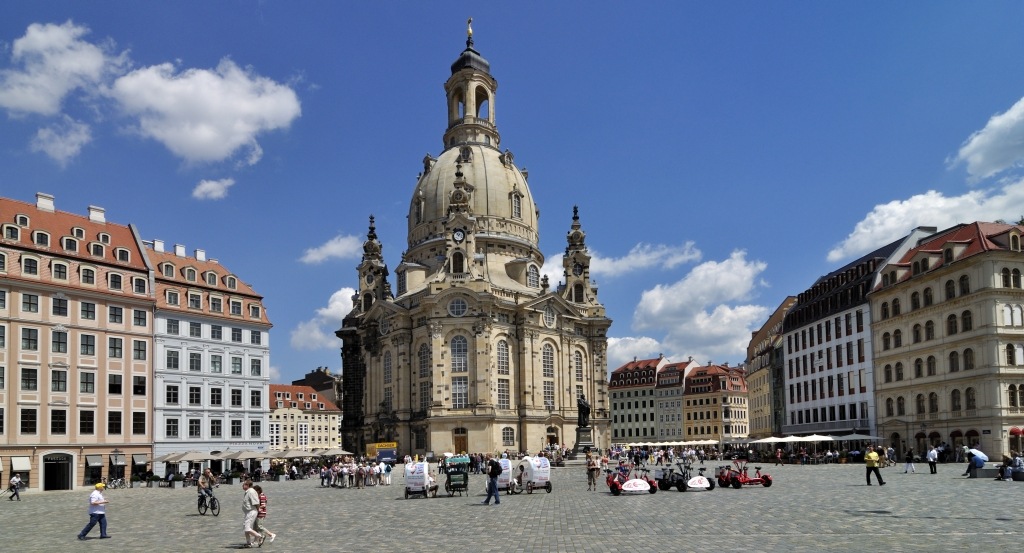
111,448,123,480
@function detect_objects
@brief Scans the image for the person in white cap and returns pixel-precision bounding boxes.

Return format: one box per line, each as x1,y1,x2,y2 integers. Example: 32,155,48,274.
77,482,110,540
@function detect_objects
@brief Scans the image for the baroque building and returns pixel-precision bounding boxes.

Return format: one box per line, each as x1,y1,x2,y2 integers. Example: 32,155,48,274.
745,296,795,439
609,355,668,443
683,363,749,445
268,384,341,451
337,27,612,457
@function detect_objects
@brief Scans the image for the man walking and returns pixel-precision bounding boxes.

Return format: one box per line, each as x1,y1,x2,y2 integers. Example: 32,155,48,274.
864,445,886,486
8,473,21,501
926,446,938,474
481,453,501,506
77,482,110,540
240,480,262,547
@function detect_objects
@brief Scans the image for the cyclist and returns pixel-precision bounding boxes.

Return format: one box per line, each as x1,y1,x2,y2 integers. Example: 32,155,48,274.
197,468,216,506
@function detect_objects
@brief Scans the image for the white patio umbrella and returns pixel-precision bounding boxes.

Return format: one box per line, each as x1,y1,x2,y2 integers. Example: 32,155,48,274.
153,452,183,463
804,434,835,442
173,450,219,463
969,448,989,462
835,433,883,441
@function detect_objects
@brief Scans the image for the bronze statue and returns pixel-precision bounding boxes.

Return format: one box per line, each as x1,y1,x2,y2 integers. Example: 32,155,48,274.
577,394,591,428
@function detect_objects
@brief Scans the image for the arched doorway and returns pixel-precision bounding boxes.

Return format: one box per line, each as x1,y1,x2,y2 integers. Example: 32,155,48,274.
965,429,980,449
889,432,901,456
43,453,72,491
546,426,559,448
1011,427,1023,453
452,427,468,454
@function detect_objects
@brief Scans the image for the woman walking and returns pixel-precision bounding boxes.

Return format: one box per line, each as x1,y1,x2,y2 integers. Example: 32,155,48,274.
904,448,916,473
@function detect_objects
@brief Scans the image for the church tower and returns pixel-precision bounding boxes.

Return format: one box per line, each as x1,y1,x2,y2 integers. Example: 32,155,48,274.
338,22,611,457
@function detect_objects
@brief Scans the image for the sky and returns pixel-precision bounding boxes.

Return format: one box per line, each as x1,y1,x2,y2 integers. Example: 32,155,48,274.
3,2,1024,384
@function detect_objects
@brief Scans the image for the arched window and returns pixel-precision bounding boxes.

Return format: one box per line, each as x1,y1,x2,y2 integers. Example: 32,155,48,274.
945,280,956,300
885,398,894,417
916,394,925,414
1019,387,1024,408
893,329,902,347
897,396,906,416
944,248,954,263
914,358,923,378
911,292,920,310
961,311,973,331
959,275,970,295
1007,344,1017,366
925,320,935,340
450,335,469,372
964,348,975,370
527,266,539,288
923,287,933,306
912,325,922,343
497,340,510,375
1010,385,1019,408
362,293,373,311
512,194,522,219
882,333,891,350
892,298,901,315
949,351,960,372
951,389,962,411
947,314,958,335
1015,269,1022,289
574,351,584,381
881,302,890,319
927,356,936,376
1003,268,1012,288
880,364,891,382
542,343,554,377
1013,235,1021,251
383,351,393,384
965,387,977,410
418,343,431,378
451,251,465,274
895,362,904,381
572,283,585,303
928,392,939,413
502,426,515,446
1015,306,1024,327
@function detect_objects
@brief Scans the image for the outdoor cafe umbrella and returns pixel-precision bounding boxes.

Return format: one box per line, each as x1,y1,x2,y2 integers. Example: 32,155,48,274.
222,450,266,460
276,449,311,459
319,448,354,457
172,450,219,463
835,433,882,441
152,452,183,463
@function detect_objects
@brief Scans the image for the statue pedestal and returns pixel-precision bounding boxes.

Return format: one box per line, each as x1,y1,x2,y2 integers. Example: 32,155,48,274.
569,427,595,460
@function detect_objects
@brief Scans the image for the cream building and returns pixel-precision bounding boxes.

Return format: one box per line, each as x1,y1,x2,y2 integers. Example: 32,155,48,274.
337,29,612,457
654,359,699,441
609,356,668,443
268,385,340,451
872,222,1024,457
683,364,749,446
745,296,795,439
0,193,153,491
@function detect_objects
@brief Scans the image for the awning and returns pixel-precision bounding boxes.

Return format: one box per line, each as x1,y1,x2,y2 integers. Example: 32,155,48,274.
12,456,31,472
85,455,104,467
1011,427,1022,437
110,454,127,466
132,454,148,465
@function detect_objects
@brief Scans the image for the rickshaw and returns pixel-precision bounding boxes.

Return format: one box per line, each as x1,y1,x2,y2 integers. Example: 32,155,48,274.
496,457,514,494
510,455,552,494
444,454,471,496
403,461,437,499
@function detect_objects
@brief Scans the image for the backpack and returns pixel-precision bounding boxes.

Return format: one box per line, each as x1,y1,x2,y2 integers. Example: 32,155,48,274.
489,460,503,478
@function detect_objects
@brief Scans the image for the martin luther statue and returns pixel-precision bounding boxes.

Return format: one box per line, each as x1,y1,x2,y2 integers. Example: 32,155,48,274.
577,394,591,428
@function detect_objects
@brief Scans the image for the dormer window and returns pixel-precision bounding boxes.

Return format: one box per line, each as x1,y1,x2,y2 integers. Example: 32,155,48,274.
185,268,196,282
189,294,201,309
162,264,174,278
98,233,110,244
230,300,242,316
72,227,84,239
90,243,104,257
298,393,304,400
4,226,19,240
311,393,317,400
511,193,522,219
63,238,78,252
249,305,261,319
33,232,49,247
109,273,122,290
115,248,129,262
944,249,953,263
1013,234,1021,252
166,290,179,305
22,256,38,275
133,278,146,294
15,215,29,226
205,272,217,286
226,276,237,289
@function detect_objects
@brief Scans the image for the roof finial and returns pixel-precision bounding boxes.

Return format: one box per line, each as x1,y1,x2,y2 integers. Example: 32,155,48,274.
367,215,377,240
466,17,474,48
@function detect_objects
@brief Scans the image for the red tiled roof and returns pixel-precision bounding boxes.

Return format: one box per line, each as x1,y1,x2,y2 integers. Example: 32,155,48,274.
269,384,341,412
885,221,1022,286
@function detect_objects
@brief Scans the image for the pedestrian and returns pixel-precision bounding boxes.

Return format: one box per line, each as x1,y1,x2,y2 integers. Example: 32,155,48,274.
481,453,501,505
926,446,938,474
240,479,262,548
864,445,886,486
586,454,600,491
76,482,110,540
904,448,916,473
252,485,277,545
775,448,783,466
8,473,21,501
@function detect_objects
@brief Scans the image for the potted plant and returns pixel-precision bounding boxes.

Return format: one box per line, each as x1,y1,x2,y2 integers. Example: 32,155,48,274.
227,471,243,485
148,475,162,488
171,474,185,489
130,474,141,488
839,450,849,464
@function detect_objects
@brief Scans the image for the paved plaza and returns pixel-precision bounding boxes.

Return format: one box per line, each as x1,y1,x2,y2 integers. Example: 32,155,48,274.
3,461,1022,552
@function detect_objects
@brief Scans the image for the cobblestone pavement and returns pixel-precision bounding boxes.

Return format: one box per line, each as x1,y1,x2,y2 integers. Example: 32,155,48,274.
3,461,1022,552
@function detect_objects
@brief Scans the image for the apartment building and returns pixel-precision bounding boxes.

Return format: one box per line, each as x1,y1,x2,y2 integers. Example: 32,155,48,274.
683,364,749,445
268,384,341,451
609,355,668,443
745,296,795,439
654,359,699,441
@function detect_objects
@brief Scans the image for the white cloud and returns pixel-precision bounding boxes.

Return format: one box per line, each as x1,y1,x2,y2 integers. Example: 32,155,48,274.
953,96,1024,181
826,181,1024,262
290,287,355,350
301,235,364,264
0,20,125,116
109,57,300,164
591,242,701,277
606,336,664,369
268,364,282,382
29,114,91,164
192,178,235,200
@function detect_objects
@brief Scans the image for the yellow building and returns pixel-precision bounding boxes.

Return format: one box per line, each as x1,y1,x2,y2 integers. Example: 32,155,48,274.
269,384,340,451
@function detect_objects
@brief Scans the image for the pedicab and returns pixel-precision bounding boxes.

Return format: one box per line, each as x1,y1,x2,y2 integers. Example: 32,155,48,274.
496,456,515,494
444,454,471,496
403,460,437,499
510,455,552,494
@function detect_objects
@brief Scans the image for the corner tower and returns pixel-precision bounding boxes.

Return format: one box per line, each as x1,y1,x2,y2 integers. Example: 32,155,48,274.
340,22,611,459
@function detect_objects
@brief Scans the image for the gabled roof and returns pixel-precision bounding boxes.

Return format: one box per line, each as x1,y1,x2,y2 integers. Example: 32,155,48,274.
269,384,341,412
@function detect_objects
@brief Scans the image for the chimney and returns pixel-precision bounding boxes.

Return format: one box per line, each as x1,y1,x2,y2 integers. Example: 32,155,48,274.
36,192,55,212
195,249,206,261
153,239,165,253
174,244,186,257
88,205,105,223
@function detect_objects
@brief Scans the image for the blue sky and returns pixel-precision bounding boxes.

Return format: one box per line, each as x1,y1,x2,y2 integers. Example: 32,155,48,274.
4,2,1024,383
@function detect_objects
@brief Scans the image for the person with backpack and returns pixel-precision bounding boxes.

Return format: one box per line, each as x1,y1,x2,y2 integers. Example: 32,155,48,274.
482,453,502,505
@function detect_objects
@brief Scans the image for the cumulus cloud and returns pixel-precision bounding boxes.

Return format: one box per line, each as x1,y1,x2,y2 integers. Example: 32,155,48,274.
826,181,1024,262
953,96,1024,181
591,242,701,277
300,235,363,264
109,57,300,164
192,178,235,200
607,336,664,369
0,20,125,116
290,287,355,350
29,114,91,164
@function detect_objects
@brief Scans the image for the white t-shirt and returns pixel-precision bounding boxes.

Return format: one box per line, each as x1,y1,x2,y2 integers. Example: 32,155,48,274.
88,490,106,515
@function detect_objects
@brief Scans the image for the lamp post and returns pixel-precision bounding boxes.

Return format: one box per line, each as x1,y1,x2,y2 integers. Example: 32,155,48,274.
547,404,554,451
111,448,123,480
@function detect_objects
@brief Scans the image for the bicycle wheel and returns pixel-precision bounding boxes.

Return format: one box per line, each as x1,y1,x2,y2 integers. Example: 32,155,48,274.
210,497,220,516
198,497,208,515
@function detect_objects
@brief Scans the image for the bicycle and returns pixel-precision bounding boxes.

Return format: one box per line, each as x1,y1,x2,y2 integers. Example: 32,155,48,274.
105,477,127,489
197,493,220,516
